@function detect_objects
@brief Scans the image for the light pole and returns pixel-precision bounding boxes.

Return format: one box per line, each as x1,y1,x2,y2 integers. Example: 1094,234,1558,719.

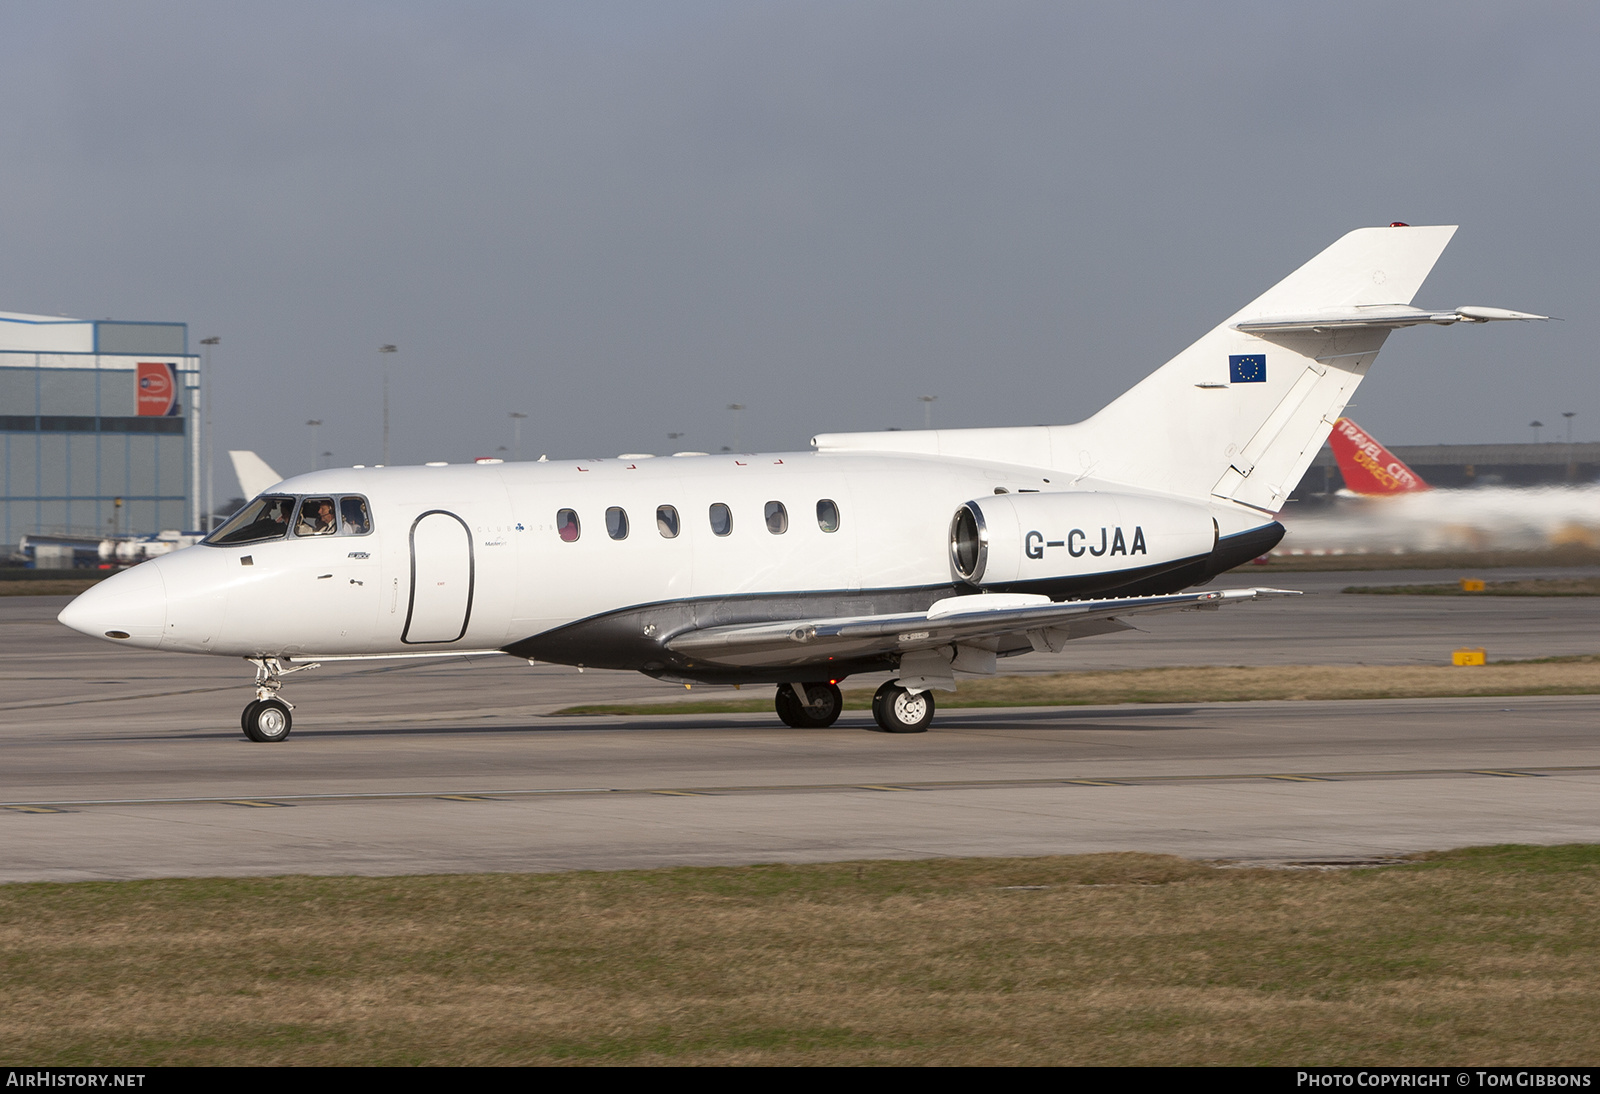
510,412,528,461
1564,411,1577,482
200,336,219,529
727,404,745,452
306,420,324,471
379,345,397,464
1530,420,1543,443
919,394,938,430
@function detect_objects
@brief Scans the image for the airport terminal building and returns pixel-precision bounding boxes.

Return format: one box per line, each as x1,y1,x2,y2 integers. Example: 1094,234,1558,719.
1,311,199,547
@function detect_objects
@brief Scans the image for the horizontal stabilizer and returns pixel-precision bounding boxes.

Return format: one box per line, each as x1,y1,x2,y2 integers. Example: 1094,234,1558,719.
1236,304,1548,334
665,587,1300,670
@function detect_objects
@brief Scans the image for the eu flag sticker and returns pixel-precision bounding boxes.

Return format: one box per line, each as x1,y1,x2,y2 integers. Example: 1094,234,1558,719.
1229,354,1266,383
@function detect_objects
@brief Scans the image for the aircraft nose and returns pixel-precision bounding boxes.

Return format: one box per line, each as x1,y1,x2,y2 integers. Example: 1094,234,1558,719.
57,561,168,648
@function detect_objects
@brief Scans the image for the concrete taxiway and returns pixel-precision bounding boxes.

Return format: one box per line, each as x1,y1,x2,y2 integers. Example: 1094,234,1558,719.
3,568,1598,882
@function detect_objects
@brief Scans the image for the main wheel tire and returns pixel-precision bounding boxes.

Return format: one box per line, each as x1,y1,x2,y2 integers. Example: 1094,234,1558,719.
243,697,292,742
774,685,805,727
871,683,934,733
775,682,844,728
241,699,261,735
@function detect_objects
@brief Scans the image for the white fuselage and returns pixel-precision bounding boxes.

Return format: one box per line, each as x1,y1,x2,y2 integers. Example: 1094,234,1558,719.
60,449,1271,667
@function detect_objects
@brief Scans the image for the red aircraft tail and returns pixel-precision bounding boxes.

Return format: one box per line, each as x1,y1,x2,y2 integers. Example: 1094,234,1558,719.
1328,418,1430,495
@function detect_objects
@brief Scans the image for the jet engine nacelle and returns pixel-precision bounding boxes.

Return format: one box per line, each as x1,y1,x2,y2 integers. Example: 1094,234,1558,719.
950,491,1217,587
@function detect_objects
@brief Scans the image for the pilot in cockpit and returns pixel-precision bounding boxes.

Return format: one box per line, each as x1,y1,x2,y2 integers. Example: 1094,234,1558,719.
339,497,370,535
296,498,338,536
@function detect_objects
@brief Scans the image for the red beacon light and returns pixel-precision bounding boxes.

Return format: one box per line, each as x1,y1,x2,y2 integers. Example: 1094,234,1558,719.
1389,222,1410,227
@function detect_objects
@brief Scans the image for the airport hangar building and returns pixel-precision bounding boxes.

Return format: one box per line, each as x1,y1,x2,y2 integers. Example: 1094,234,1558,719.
0,311,199,547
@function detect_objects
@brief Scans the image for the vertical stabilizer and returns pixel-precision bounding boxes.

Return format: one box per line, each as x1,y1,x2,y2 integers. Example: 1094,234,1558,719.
1057,225,1457,511
1327,418,1430,495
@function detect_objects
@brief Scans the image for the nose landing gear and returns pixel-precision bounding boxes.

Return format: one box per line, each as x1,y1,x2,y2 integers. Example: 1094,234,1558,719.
241,657,319,742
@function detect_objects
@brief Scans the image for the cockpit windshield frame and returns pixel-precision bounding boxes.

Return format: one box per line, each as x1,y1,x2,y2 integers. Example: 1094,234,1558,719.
204,493,375,547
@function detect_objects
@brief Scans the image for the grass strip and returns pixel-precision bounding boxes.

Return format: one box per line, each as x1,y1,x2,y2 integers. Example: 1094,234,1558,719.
1344,577,1600,597
0,577,106,596
3,845,1600,1065
1254,546,1600,571
554,658,1600,716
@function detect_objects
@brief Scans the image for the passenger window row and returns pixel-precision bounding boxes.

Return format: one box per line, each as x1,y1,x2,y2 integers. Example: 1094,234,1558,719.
556,500,839,542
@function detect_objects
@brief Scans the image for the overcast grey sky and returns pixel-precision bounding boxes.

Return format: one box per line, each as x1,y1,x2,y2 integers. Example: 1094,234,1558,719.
1,2,1593,494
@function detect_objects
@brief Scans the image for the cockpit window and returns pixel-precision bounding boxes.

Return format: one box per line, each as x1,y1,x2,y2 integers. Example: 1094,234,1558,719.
295,497,339,537
340,497,372,535
206,495,295,546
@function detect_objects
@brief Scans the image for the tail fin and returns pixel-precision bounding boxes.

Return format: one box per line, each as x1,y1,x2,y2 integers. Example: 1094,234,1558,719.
1068,224,1457,512
228,450,285,499
813,225,1540,514
1327,418,1430,495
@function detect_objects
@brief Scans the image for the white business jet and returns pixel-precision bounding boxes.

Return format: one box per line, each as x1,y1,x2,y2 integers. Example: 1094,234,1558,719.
58,225,1544,741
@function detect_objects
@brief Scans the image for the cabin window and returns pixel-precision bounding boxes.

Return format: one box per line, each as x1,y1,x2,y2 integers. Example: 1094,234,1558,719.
557,509,581,542
205,495,294,546
294,497,339,537
339,496,372,535
606,506,629,540
764,501,788,535
816,499,840,533
657,505,680,538
709,502,732,536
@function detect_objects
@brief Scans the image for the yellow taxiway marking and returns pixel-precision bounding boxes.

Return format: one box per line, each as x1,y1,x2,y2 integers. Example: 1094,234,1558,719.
1265,775,1330,782
651,790,705,796
858,785,915,792
1062,779,1123,787
1471,770,1540,778
436,794,501,802
224,800,294,808
4,805,68,814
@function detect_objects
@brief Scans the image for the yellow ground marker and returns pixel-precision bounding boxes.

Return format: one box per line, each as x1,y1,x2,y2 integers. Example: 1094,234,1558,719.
5,805,68,814
1452,647,1487,666
652,789,705,796
1460,578,1486,592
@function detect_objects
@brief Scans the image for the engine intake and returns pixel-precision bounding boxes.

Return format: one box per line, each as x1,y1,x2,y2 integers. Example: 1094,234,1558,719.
950,491,1217,587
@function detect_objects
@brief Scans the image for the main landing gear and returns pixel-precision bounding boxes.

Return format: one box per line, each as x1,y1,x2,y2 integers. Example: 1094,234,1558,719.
240,657,318,743
774,681,843,728
771,680,936,732
871,682,935,733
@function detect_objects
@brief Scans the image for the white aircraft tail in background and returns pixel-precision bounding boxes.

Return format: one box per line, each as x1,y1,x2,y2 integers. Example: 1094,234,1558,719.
228,450,285,500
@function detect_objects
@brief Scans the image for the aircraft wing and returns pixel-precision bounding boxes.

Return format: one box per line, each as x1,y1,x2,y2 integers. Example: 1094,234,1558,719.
664,587,1301,671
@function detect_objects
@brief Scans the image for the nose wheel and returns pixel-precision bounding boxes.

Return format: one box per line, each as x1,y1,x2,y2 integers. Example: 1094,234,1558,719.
239,656,317,743
242,698,293,742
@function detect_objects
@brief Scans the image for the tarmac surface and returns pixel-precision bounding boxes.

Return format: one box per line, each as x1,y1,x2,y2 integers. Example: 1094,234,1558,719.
3,566,1598,882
